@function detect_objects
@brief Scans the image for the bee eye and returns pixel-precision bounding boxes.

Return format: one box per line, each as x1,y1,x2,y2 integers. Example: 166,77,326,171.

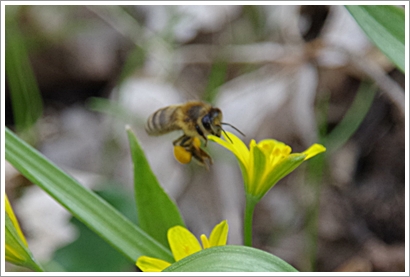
202,115,212,130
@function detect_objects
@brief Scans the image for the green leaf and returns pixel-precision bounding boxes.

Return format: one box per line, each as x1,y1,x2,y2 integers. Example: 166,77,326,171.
86,97,134,124
262,154,305,198
51,185,138,272
250,146,266,194
117,46,146,84
324,81,377,153
127,127,185,248
6,212,44,272
346,5,405,73
203,61,228,104
5,7,43,140
5,127,173,263
164,245,298,272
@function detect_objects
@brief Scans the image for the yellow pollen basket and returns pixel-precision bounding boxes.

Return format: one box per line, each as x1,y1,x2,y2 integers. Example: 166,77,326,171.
174,146,192,164
173,137,202,164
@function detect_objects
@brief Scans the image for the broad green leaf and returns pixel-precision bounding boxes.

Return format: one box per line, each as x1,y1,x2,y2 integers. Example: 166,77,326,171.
5,127,173,263
164,245,298,272
51,186,137,272
127,127,185,248
346,5,405,73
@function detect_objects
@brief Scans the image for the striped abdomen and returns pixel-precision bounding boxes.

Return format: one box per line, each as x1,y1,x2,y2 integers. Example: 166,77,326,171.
145,105,180,136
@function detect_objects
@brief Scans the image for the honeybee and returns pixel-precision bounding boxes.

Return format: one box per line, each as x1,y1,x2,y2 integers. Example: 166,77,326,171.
145,101,243,168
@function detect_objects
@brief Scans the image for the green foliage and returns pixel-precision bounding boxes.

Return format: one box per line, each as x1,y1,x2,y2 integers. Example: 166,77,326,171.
203,61,228,104
86,97,134,123
5,211,44,272
164,245,298,272
5,7,43,140
346,5,405,73
324,81,377,153
6,5,386,272
7,125,302,272
117,46,146,84
305,80,377,270
5,127,173,264
51,186,137,272
243,6,268,40
127,128,185,248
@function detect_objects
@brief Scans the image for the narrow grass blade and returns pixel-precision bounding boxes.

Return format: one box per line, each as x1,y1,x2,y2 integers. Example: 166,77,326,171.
5,7,43,135
325,81,377,153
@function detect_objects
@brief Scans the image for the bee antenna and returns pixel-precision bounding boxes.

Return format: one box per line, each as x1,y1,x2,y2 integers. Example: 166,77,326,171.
221,128,233,144
221,122,246,137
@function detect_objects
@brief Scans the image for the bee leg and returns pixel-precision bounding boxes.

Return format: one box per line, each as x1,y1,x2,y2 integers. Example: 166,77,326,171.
190,145,213,170
172,135,212,169
200,134,208,147
195,125,208,146
173,135,191,146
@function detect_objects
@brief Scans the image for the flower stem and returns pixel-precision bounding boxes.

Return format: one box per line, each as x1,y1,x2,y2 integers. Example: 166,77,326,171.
244,194,258,247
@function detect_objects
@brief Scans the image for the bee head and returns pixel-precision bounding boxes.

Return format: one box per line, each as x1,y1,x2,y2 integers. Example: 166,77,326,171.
201,108,222,137
198,106,244,144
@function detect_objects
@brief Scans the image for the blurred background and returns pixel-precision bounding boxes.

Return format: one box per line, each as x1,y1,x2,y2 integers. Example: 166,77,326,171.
5,5,405,272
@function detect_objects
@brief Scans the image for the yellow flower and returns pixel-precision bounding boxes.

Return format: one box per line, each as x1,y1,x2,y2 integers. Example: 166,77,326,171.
137,220,229,272
208,132,326,200
5,195,43,271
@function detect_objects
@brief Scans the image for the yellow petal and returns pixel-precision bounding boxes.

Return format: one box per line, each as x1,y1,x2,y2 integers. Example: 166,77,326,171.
302,144,326,160
208,131,249,168
259,153,305,198
208,132,252,189
258,139,291,168
257,139,279,154
208,220,229,247
5,195,27,246
168,225,202,261
5,241,27,265
200,234,210,249
174,146,192,164
5,206,43,271
136,256,171,272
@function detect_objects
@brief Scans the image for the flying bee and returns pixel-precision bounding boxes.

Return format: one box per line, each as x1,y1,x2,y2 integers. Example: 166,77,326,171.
145,101,244,168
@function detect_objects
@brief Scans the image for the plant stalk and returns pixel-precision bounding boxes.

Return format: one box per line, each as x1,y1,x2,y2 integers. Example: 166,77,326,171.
244,194,258,247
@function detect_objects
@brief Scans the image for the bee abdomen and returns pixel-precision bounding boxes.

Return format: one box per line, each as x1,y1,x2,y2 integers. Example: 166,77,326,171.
145,106,179,135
